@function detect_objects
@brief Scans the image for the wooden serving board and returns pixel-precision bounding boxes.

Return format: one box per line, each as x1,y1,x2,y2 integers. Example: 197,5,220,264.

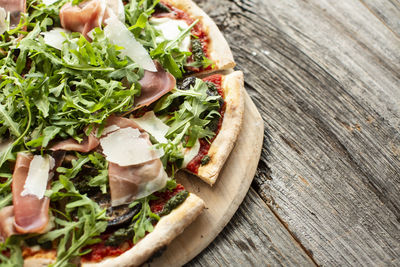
149,90,264,266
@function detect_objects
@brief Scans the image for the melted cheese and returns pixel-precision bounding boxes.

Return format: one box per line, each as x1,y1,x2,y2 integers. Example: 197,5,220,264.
130,111,169,143
150,17,191,52
21,155,55,199
104,17,156,72
100,127,163,166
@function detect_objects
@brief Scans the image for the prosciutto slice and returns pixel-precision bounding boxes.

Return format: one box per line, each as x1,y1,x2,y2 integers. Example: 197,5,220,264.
12,153,50,234
135,61,176,108
102,116,168,206
59,0,124,39
109,158,167,206
51,131,100,152
0,0,25,28
50,116,137,153
0,206,17,242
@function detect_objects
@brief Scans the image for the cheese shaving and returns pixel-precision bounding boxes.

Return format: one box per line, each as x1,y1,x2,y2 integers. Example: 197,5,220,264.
100,127,163,166
41,28,69,50
182,139,200,168
104,17,157,72
130,111,169,143
150,17,191,52
43,0,60,5
21,155,55,199
0,7,7,36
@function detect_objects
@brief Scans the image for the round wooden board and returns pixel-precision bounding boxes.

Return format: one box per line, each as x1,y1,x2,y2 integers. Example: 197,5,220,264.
149,90,264,266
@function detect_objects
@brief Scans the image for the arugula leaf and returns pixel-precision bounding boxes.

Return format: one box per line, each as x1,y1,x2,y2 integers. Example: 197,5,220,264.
130,196,160,244
0,236,23,267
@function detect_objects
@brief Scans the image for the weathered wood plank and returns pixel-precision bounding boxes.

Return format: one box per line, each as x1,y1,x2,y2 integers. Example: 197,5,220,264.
359,0,400,37
189,0,400,266
187,188,315,266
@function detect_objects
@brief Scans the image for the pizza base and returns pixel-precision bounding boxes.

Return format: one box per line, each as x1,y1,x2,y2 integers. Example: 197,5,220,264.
190,71,245,186
162,0,236,73
24,193,204,267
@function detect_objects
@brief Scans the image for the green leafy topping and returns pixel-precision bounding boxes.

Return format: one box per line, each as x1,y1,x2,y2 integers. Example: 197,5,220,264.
129,196,160,244
41,159,108,266
155,78,222,148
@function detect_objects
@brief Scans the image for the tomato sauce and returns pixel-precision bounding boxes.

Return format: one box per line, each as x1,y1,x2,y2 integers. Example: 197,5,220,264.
81,239,132,262
81,184,185,263
155,2,211,71
186,75,225,173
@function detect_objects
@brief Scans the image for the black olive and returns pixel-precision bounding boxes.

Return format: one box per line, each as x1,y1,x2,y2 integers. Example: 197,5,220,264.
207,117,220,132
178,76,196,90
155,3,171,13
107,203,142,227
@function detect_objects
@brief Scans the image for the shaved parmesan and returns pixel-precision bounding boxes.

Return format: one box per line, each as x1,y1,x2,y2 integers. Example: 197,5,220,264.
130,111,169,143
100,128,163,166
41,28,69,50
104,17,157,72
21,155,55,199
182,139,200,168
150,17,191,52
135,166,168,200
43,0,60,5
106,0,125,22
0,7,7,35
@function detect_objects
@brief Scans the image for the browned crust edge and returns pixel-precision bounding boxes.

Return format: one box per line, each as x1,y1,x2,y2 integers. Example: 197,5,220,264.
163,0,236,72
195,71,245,185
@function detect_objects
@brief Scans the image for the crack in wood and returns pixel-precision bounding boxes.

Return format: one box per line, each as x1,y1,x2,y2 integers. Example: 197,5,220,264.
254,189,319,266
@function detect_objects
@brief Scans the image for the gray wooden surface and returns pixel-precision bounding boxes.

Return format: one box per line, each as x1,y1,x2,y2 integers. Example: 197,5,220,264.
187,0,400,266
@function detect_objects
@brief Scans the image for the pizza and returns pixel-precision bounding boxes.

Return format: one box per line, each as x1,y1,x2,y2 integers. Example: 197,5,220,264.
0,0,244,266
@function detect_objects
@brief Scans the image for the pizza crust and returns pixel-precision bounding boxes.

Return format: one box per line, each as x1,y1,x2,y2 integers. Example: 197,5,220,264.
162,0,236,72
23,194,204,267
82,193,205,267
195,71,245,185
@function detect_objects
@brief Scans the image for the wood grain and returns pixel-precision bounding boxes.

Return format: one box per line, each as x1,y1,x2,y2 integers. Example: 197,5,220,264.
187,0,400,266
148,91,264,266
189,188,315,266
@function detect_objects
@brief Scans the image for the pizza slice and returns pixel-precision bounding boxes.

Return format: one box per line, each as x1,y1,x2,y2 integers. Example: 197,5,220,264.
134,71,244,185
150,0,236,74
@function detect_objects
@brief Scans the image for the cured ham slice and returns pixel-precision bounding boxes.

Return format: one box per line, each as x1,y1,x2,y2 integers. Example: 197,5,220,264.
101,116,168,206
108,159,168,206
0,0,25,28
105,115,142,131
0,206,17,242
50,116,137,153
51,131,100,152
60,0,106,39
12,153,50,234
59,0,124,39
135,61,176,108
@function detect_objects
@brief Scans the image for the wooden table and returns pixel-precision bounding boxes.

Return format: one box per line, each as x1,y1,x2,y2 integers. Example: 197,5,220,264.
186,0,400,265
